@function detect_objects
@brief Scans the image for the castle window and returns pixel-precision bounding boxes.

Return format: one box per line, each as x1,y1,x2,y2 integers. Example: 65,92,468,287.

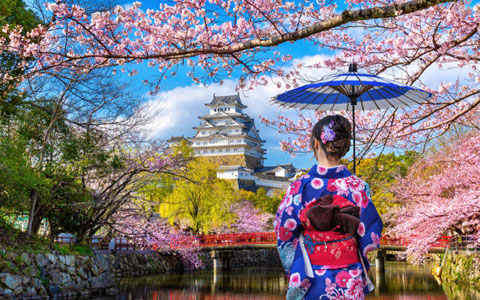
226,149,230,152
210,149,215,153
203,150,207,153
219,149,223,153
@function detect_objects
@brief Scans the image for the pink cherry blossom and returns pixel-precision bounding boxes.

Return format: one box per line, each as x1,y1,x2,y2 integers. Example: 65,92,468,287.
317,166,328,175
289,272,302,288
284,218,298,231
311,178,324,189
325,278,337,294
348,269,362,277
389,133,480,263
363,243,378,257
346,278,365,299
327,178,350,196
315,269,327,276
289,180,302,195
335,270,352,288
232,200,272,233
300,278,312,289
357,222,366,237
371,232,381,245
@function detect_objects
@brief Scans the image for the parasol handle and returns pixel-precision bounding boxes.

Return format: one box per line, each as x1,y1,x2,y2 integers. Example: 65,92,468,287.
351,97,357,175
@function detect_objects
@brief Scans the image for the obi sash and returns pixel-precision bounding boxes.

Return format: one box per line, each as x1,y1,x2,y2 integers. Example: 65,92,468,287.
300,194,361,267
303,230,360,266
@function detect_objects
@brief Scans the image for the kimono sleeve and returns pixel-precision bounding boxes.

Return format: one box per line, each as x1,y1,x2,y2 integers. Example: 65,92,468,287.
274,179,304,274
357,182,383,270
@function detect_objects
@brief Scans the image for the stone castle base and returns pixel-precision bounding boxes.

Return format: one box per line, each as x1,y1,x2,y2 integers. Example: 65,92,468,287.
202,154,262,169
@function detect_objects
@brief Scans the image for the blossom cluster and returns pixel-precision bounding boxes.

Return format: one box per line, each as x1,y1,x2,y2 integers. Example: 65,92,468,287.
388,133,480,262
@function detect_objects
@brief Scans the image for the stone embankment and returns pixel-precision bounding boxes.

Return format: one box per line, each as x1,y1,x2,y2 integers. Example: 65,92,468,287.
199,247,281,269
0,247,280,299
0,250,182,299
441,253,480,286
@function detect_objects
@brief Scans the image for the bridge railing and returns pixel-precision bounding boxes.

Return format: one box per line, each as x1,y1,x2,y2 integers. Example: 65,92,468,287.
380,235,451,248
51,232,463,251
450,234,480,251
169,232,277,249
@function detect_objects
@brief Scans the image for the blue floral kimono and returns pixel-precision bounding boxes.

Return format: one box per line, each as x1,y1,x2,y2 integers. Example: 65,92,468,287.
274,165,383,300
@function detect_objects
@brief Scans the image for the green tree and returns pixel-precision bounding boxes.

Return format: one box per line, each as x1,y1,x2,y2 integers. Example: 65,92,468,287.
159,158,237,234
356,151,418,221
238,188,283,215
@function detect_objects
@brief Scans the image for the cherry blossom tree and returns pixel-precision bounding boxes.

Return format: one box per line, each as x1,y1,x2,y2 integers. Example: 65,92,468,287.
231,200,273,233
2,0,480,252
67,141,189,241
388,131,480,262
2,0,479,154
110,203,202,269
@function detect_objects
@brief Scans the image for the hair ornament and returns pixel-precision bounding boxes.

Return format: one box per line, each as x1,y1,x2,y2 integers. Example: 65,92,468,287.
320,121,335,144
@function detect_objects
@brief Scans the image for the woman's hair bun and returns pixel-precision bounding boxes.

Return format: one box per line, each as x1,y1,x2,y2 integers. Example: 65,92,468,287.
310,115,352,160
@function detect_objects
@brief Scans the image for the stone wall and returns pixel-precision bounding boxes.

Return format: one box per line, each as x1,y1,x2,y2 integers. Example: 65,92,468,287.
203,154,262,169
104,250,183,276
237,179,257,192
0,251,114,299
244,155,262,169
204,154,247,167
199,247,281,269
0,247,280,298
231,248,281,267
441,252,480,286
0,250,183,299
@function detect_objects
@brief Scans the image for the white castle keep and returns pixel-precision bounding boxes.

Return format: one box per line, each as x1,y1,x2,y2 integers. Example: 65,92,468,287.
172,94,302,192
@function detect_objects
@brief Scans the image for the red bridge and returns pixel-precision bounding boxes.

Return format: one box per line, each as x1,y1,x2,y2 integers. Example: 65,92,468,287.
89,232,453,252
165,232,451,252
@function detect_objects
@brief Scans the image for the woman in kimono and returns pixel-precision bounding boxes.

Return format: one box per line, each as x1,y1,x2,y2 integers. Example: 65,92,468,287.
274,115,383,300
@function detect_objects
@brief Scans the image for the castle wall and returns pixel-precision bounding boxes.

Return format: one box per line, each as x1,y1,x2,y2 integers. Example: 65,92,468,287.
202,154,262,169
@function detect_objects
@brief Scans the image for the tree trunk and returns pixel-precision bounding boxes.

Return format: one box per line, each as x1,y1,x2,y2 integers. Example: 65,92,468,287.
30,211,43,235
26,190,38,237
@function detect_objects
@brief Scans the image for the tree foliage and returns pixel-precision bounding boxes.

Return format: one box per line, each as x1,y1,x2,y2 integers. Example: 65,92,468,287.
237,187,283,215
389,132,480,262
355,151,418,219
0,0,42,116
159,158,238,234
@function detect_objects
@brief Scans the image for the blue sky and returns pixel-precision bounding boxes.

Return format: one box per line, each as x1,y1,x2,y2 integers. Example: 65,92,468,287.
27,0,471,169
110,1,346,169
106,0,472,169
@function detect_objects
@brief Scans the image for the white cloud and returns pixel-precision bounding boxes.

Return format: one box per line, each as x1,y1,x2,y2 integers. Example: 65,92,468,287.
141,54,333,141
139,53,470,168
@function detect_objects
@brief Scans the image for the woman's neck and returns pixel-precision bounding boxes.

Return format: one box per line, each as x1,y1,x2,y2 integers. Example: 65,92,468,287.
316,157,341,168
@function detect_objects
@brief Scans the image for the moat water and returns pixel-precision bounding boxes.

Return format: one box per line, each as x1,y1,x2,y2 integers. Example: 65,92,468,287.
97,262,480,299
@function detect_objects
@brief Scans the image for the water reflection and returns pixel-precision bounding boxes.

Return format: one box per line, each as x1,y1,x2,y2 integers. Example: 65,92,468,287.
107,262,480,300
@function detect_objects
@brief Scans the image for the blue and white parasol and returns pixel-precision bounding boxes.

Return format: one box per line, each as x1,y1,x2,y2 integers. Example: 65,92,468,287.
272,63,432,173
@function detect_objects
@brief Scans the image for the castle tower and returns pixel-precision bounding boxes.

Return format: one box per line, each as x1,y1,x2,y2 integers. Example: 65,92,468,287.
189,94,266,169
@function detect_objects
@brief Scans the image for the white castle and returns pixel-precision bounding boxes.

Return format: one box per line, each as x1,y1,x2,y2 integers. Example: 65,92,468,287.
172,94,302,192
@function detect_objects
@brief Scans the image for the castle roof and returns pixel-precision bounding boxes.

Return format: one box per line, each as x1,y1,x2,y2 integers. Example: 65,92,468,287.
205,94,247,108
254,164,296,174
198,111,252,120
